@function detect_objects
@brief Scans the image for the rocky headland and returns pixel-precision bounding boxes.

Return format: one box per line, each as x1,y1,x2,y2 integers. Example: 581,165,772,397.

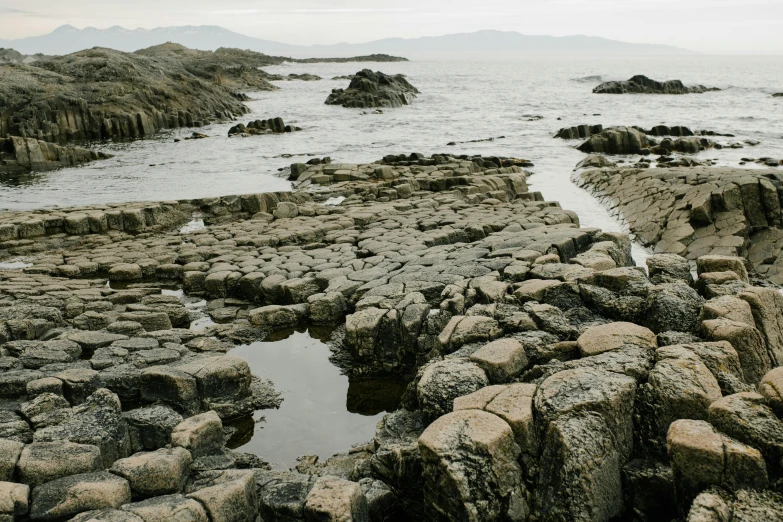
1,152,783,521
593,75,720,94
297,54,408,64
325,69,419,109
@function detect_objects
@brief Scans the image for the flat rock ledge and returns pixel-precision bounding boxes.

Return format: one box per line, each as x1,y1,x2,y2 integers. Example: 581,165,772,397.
593,75,720,94
1,153,783,521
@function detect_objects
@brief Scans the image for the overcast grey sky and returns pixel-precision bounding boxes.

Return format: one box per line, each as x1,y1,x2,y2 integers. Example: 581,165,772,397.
1,0,782,54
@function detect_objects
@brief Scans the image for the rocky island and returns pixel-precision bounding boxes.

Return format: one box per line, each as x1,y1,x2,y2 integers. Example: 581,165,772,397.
1,149,783,521
325,69,420,108
593,75,720,94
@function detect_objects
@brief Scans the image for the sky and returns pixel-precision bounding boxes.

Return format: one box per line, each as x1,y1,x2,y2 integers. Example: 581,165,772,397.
1,0,782,54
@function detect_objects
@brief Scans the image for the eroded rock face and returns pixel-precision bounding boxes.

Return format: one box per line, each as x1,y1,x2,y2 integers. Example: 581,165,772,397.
325,69,419,108
419,409,527,522
593,75,720,94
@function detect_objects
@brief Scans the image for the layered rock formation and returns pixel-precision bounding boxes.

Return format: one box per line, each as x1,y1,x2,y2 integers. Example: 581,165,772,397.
593,75,720,94
325,69,419,109
2,153,783,521
575,166,783,283
1,136,111,175
0,47,250,144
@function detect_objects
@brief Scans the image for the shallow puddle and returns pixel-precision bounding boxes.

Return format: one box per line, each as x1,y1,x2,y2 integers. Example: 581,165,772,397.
230,328,408,469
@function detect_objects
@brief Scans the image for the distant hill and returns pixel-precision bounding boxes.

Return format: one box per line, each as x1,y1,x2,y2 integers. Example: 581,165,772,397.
0,25,694,59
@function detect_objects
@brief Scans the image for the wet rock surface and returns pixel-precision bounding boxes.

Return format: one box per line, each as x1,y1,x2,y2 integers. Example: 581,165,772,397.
1,152,783,521
325,69,419,109
593,75,720,95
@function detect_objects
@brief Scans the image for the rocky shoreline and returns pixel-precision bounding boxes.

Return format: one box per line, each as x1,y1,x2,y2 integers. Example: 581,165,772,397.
1,152,783,521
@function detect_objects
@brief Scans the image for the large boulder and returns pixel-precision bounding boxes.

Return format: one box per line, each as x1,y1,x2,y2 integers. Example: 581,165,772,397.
701,318,771,384
454,383,538,459
17,441,102,487
535,411,623,522
0,481,29,520
666,420,767,508
303,475,370,522
535,367,637,460
121,494,208,522
577,322,657,357
171,411,224,459
418,409,528,522
109,447,192,498
636,346,723,454
186,470,258,522
759,367,783,416
368,410,426,517
33,389,131,468
707,392,783,466
29,472,132,521
416,358,489,422
577,127,650,155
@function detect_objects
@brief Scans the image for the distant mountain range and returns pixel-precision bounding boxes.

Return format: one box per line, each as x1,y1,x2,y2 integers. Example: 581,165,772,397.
0,25,694,59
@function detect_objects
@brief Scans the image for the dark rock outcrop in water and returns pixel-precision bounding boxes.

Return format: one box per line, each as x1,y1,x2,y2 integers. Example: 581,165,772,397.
325,69,419,108
593,75,720,94
773,93,783,98
577,127,651,154
554,124,604,140
1,135,111,174
577,126,717,155
0,47,249,144
3,152,783,521
557,124,733,140
228,118,301,137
